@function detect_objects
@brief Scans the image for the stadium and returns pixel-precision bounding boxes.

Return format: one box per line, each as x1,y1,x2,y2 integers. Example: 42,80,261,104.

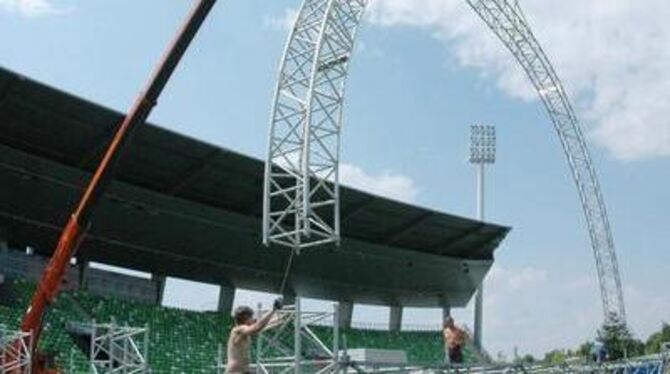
0,63,508,371
0,0,668,373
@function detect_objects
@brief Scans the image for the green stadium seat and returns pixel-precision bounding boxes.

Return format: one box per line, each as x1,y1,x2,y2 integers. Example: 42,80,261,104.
311,325,475,364
2,278,469,372
0,279,91,372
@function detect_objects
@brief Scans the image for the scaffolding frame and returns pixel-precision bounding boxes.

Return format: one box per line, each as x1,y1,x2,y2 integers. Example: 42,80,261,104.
253,300,341,374
0,327,32,374
87,321,149,374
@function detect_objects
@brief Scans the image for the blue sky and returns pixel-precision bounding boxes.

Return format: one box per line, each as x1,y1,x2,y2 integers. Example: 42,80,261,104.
1,0,668,358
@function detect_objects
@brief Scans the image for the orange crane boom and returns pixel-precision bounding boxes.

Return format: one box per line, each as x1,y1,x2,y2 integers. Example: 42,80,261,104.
17,1,216,370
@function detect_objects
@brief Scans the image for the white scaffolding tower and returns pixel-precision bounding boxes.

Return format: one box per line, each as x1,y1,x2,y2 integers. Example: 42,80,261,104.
256,300,341,374
85,321,149,374
219,299,342,374
0,326,32,374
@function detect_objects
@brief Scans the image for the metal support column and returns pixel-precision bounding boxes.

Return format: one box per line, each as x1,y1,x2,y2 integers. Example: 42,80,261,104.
152,274,166,306
78,260,89,291
294,297,302,374
333,303,340,373
217,285,235,315
442,306,452,325
338,301,353,329
470,124,495,351
473,160,485,350
389,305,402,332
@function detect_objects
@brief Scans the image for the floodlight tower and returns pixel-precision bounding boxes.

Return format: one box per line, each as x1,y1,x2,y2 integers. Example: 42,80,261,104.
470,124,496,351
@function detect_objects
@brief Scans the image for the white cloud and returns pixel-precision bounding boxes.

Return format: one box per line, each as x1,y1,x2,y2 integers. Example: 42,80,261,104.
624,285,670,339
340,163,419,202
483,264,547,307
456,263,670,357
263,7,298,32
496,266,547,291
0,0,67,17
456,265,591,357
367,0,670,161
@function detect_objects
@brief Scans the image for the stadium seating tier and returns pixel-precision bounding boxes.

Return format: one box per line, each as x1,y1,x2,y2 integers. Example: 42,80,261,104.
1,278,471,373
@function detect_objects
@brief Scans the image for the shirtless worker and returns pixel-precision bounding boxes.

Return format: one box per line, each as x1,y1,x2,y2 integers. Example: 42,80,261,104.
226,298,283,374
443,317,466,365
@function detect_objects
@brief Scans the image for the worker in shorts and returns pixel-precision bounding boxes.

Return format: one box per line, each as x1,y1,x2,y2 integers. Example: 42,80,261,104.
225,298,283,374
443,317,466,365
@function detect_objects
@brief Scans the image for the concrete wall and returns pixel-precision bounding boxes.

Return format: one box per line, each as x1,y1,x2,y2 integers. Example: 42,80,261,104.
0,245,157,304
0,244,80,290
86,267,156,304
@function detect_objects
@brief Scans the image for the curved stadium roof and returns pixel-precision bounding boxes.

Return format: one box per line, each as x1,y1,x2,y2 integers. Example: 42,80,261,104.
0,67,509,307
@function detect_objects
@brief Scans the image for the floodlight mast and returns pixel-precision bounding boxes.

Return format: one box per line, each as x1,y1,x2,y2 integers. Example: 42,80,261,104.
469,125,496,351
17,0,216,370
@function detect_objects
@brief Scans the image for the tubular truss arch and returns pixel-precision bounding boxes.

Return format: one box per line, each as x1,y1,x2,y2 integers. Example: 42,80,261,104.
263,0,626,325
467,0,626,325
263,0,367,249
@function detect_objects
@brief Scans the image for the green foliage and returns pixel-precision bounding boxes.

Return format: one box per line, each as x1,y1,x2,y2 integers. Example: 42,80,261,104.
542,349,567,365
644,323,670,354
597,315,644,360
539,320,670,365
516,354,536,365
578,341,594,358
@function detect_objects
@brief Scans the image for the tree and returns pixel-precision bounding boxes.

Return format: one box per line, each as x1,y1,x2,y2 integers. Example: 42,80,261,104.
597,314,644,360
543,349,567,365
645,323,670,354
520,354,536,365
578,341,594,359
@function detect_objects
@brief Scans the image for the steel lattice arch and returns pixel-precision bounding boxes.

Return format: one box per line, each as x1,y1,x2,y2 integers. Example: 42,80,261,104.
263,0,367,250
262,0,627,326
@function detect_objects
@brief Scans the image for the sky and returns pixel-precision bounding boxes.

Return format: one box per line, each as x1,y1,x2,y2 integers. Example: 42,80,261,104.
1,0,669,359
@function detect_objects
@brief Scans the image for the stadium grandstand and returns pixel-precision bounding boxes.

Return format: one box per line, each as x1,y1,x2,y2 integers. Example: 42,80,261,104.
0,66,507,372
0,0,668,372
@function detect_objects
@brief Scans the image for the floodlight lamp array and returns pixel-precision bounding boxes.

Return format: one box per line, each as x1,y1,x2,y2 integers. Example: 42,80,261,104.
470,125,496,164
